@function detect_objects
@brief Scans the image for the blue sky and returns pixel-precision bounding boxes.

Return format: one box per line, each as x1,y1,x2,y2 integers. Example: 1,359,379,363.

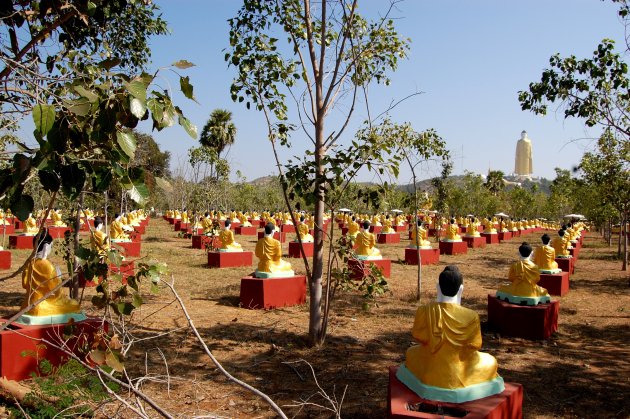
142,1,626,183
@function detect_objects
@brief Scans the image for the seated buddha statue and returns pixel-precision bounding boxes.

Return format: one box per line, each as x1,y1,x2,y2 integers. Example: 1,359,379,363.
218,220,242,252
296,216,314,242
90,217,110,258
0,210,10,226
283,212,294,225
496,242,551,305
50,208,66,227
20,230,83,319
371,214,382,227
255,223,294,278
181,210,190,225
355,221,382,260
23,213,39,235
532,233,561,274
381,215,395,234
552,229,572,258
483,217,497,234
397,265,504,403
498,217,508,232
444,219,462,242
110,213,131,242
238,212,252,227
174,210,181,220
201,212,216,235
347,216,360,239
409,221,431,249
465,217,481,237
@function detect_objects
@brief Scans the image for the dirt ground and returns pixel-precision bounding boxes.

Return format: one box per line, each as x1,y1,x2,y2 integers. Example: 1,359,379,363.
1,219,629,418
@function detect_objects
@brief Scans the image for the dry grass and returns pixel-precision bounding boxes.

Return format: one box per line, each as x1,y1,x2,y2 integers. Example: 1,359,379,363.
1,220,629,418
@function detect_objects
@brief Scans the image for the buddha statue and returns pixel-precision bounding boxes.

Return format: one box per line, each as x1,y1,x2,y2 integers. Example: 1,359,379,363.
496,242,551,305
397,265,504,403
465,217,481,237
346,216,360,239
110,213,131,242
296,216,314,242
483,217,497,234
552,229,571,258
532,233,561,274
355,221,382,260
23,213,39,235
50,208,66,227
238,212,252,227
382,215,394,234
218,220,242,252
174,209,181,220
90,217,110,258
444,219,462,242
254,223,294,278
409,221,431,249
20,230,83,319
371,214,382,227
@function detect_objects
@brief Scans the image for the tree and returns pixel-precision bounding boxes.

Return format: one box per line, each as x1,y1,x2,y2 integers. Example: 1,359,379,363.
199,109,237,158
226,0,410,346
579,129,630,270
484,170,505,196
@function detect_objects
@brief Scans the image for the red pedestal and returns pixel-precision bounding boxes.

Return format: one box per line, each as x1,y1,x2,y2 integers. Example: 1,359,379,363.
438,241,468,255
404,248,439,265
555,257,574,274
207,251,253,268
134,224,146,235
187,227,204,236
191,235,221,249
378,233,401,244
14,220,23,230
288,241,314,257
257,231,287,242
569,247,579,259
538,272,570,296
463,236,486,248
348,258,391,279
48,226,70,239
280,224,295,233
487,295,559,340
394,225,407,232
498,232,512,241
9,235,34,249
175,221,189,232
387,366,523,419
481,233,499,245
167,217,175,224
0,318,106,381
240,275,307,309
235,226,257,236
370,225,383,234
114,241,141,257
0,224,14,235
0,250,11,269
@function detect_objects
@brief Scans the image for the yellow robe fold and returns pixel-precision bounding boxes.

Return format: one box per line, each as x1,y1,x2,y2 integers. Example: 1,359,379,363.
22,259,81,316
255,237,292,273
356,230,381,257
499,259,549,297
532,245,558,271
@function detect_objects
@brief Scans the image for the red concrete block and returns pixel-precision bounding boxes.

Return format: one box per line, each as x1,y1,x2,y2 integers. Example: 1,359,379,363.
48,226,70,239
257,231,287,242
378,233,401,244
288,241,314,258
0,318,107,381
538,272,570,296
370,225,383,234
114,241,141,257
348,258,391,279
0,250,11,270
394,225,407,232
463,236,486,248
438,241,468,256
512,230,521,237
498,232,512,241
0,224,14,234
167,217,175,224
9,235,34,249
14,220,23,230
387,366,523,419
134,224,146,235
569,247,579,260
235,226,257,235
555,257,574,274
240,275,307,309
481,233,499,245
207,251,253,268
110,260,135,284
487,295,559,340
187,227,204,236
280,224,295,233
191,235,221,250
404,248,439,266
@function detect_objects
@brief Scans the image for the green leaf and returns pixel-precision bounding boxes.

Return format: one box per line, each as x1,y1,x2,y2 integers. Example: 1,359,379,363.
88,349,105,365
126,182,149,204
179,76,196,101
129,97,146,119
124,80,147,104
132,293,143,308
98,57,121,70
116,302,134,316
32,104,55,136
73,85,98,102
178,115,198,139
64,98,91,116
92,168,113,193
38,169,61,192
116,131,136,159
10,194,34,221
172,60,195,69
108,250,122,267
105,350,125,372
60,163,86,200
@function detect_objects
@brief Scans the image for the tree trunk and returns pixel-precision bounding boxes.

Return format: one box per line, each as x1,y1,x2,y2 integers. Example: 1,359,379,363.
623,216,628,271
70,191,84,299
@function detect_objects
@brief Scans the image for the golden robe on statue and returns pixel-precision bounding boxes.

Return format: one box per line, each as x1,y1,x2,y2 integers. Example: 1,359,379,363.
219,229,242,251
532,245,558,271
355,230,381,258
22,259,81,316
255,237,292,273
405,303,499,389
499,259,549,298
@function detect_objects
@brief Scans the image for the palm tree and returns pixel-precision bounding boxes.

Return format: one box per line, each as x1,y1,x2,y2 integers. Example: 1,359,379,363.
485,170,505,196
199,109,236,158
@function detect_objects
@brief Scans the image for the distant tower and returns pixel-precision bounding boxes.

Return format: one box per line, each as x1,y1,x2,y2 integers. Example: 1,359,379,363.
514,130,533,179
